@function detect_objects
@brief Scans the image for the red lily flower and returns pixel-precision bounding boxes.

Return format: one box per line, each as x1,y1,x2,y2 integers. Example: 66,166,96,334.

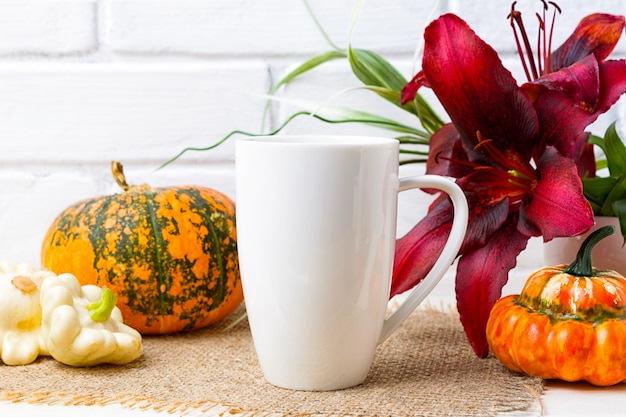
396,7,626,357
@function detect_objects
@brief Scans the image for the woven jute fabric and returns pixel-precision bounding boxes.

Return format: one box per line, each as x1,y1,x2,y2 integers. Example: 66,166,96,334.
0,305,543,416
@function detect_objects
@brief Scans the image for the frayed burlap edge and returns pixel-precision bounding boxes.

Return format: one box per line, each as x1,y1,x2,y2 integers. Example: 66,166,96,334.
0,391,228,415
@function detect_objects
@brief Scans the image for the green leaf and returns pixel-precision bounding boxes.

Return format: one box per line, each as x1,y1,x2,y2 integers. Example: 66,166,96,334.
595,158,609,171
583,176,618,208
302,0,342,51
400,157,429,165
160,100,432,171
395,134,430,145
261,50,347,131
603,122,626,176
347,47,444,132
587,134,608,173
348,47,408,94
583,123,626,219
399,149,429,156
411,93,445,134
599,175,626,216
347,47,418,117
361,85,403,104
347,0,365,42
614,199,626,245
270,50,347,95
160,111,322,169
264,94,430,137
358,86,443,134
587,133,605,151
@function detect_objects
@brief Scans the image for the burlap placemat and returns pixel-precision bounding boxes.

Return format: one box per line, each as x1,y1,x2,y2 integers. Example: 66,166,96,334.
0,305,543,416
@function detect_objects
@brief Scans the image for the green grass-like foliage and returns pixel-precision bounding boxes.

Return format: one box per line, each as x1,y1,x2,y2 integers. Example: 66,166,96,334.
583,122,626,243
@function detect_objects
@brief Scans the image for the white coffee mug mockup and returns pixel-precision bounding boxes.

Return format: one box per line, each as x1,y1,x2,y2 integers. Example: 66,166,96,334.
235,135,468,391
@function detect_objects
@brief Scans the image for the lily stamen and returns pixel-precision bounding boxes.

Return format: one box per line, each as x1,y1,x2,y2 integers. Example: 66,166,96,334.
474,131,535,179
509,2,539,81
510,1,561,80
536,8,545,75
507,177,535,191
546,2,560,72
508,169,535,184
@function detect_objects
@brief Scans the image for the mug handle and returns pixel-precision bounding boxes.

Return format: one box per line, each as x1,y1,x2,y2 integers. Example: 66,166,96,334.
378,175,468,343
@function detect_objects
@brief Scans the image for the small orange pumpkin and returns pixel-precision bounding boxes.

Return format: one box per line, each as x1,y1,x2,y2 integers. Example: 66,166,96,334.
41,162,242,335
487,225,626,386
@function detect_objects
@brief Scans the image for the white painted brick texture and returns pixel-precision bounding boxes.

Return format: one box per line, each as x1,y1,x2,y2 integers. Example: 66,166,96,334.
0,1,97,55
0,62,269,163
1,0,625,298
106,0,444,56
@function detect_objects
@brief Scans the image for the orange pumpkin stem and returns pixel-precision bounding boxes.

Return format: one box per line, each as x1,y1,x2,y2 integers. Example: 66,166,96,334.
564,225,615,277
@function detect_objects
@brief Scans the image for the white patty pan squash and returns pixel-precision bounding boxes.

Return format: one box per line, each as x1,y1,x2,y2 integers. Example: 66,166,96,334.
0,262,54,365
40,273,143,367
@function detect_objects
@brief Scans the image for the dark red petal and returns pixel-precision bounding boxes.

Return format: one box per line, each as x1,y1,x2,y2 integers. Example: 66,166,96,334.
532,89,591,158
523,54,600,112
577,141,596,179
455,217,529,357
596,59,626,117
458,195,509,254
550,14,626,72
519,147,594,241
391,195,453,297
400,71,427,105
425,123,471,178
421,14,538,159
391,182,511,297
515,208,541,238
533,60,626,158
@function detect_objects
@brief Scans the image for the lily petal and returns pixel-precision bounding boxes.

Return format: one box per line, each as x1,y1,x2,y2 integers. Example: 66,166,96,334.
426,123,471,178
458,194,510,254
420,14,539,159
534,59,626,159
456,216,529,357
596,59,626,117
523,54,600,112
532,88,594,158
391,185,510,297
550,14,626,72
519,147,594,241
400,71,428,105
577,141,596,179
391,195,453,297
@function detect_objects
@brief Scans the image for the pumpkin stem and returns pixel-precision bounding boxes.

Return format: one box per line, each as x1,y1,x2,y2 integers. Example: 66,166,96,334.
564,225,615,277
111,161,130,191
87,287,118,322
11,276,38,293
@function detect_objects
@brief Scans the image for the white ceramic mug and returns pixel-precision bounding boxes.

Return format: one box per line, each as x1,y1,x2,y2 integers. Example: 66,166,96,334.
235,135,468,391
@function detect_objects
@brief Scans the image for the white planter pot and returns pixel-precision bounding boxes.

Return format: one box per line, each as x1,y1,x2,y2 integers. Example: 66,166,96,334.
543,216,626,275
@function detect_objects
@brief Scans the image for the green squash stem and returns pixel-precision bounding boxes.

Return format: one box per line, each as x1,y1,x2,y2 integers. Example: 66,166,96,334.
563,225,615,277
87,287,118,322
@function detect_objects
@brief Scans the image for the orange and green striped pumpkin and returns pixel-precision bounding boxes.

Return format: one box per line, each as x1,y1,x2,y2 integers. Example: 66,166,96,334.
41,162,242,334
487,226,626,386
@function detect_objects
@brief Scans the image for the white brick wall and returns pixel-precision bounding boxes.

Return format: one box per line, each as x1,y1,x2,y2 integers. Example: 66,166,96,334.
0,1,97,54
2,0,625,297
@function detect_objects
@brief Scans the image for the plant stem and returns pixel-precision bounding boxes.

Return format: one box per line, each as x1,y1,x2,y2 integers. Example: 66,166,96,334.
87,287,118,322
564,225,615,277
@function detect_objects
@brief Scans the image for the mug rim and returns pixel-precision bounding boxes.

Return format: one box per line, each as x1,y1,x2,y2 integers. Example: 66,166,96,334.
236,135,398,147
